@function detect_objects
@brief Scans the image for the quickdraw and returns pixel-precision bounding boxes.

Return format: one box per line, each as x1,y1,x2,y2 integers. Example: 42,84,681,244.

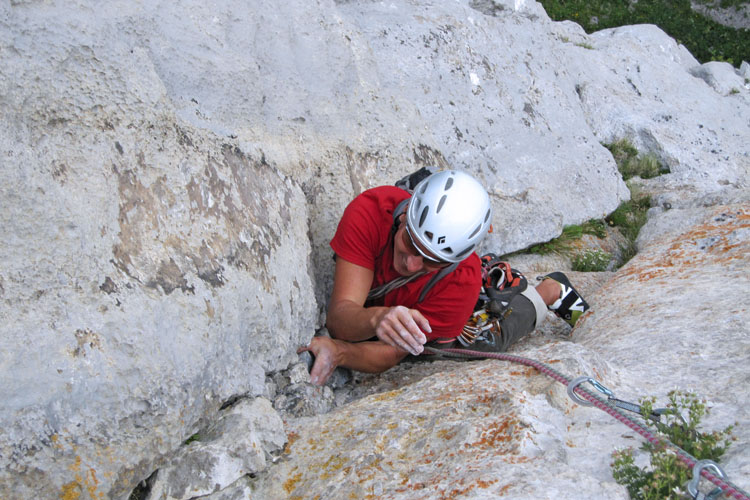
567,376,667,422
422,346,750,500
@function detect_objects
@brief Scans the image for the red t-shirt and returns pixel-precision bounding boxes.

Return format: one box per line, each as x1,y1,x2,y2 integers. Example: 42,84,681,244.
330,185,481,341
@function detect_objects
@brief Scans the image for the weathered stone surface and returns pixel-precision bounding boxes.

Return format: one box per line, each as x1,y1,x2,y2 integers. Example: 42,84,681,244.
243,203,749,499
689,61,750,96
1,0,749,498
0,3,317,498
690,0,750,29
564,23,749,204
146,398,285,500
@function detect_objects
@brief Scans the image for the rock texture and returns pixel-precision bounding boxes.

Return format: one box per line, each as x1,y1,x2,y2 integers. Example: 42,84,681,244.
1,0,748,498
691,0,750,29
0,3,318,498
235,200,750,500
145,397,285,500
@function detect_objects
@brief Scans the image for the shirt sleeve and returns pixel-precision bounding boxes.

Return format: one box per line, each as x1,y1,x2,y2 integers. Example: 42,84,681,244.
330,187,405,270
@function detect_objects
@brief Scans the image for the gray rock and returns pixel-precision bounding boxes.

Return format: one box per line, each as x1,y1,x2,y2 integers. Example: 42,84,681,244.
564,23,749,204
0,4,317,497
146,398,285,500
247,203,750,499
690,0,750,30
274,384,335,418
1,0,749,498
689,61,749,96
741,61,750,80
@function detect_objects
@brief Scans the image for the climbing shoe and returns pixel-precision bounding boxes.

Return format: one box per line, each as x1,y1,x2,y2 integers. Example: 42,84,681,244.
541,272,590,328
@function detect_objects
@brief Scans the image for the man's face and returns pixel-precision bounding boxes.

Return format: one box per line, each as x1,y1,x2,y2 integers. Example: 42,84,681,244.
393,216,451,276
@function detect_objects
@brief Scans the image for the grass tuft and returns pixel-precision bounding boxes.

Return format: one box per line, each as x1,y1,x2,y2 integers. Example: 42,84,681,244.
528,219,607,255
572,249,612,271
604,139,670,181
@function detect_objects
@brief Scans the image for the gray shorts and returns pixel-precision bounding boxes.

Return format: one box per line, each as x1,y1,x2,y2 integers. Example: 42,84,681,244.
417,290,542,358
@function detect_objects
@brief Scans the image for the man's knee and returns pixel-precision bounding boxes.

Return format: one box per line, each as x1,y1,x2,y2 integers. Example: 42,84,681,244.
520,285,548,328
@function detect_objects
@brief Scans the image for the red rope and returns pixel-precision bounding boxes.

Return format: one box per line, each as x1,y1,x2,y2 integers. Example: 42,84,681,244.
425,347,750,500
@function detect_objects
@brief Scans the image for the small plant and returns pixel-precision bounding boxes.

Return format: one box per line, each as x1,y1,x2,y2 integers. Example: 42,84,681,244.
572,249,611,271
606,193,651,264
575,41,595,49
184,433,202,445
605,139,669,181
611,390,734,500
528,219,607,255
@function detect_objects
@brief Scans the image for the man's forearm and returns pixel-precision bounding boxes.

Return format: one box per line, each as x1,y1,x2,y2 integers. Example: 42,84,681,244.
333,338,409,373
326,300,388,341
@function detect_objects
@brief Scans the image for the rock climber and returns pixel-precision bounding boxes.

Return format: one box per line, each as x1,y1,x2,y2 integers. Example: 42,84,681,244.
300,169,589,385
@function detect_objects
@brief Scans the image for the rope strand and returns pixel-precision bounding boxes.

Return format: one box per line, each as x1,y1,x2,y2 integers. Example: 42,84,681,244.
423,346,750,500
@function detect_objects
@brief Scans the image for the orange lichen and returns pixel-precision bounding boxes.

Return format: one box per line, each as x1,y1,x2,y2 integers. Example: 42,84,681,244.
437,428,457,440
61,455,102,500
283,471,303,494
436,478,500,500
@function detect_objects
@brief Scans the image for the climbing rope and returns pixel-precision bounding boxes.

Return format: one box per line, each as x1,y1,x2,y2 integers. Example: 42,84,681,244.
423,346,750,500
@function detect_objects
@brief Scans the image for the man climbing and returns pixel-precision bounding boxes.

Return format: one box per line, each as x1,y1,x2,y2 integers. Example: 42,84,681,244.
300,169,589,385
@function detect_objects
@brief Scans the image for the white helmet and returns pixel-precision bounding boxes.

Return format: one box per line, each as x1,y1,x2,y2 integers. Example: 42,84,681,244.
406,170,492,263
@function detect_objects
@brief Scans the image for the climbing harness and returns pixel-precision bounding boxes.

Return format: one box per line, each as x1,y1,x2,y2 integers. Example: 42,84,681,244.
422,346,750,500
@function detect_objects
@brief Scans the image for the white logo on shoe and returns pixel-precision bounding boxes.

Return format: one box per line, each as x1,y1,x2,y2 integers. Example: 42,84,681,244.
570,297,585,312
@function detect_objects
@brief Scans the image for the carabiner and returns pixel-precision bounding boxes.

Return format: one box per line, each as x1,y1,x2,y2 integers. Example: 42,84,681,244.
687,460,727,500
567,376,613,406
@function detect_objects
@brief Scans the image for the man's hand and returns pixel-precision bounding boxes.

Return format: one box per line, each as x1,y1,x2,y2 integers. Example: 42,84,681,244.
374,305,431,356
298,337,340,386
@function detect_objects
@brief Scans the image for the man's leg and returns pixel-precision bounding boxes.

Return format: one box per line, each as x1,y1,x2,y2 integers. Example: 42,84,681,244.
424,273,589,356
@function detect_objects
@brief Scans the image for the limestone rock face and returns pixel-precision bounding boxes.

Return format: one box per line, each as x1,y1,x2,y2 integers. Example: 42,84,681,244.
0,4,316,497
565,24,749,202
145,398,285,500
242,201,750,500
1,0,749,498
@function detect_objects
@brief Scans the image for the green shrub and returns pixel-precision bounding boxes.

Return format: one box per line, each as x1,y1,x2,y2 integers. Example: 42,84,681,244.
611,391,734,500
606,193,651,264
572,249,612,271
605,139,670,181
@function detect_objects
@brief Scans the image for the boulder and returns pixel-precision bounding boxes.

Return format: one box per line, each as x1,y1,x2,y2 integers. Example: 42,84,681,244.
0,6,317,497
145,397,285,500
563,23,749,200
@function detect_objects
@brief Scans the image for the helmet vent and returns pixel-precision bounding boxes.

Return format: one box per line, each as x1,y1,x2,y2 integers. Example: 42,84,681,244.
484,208,491,222
419,182,429,194
455,246,473,259
436,195,447,213
424,231,434,242
444,177,454,191
468,223,482,239
419,206,429,227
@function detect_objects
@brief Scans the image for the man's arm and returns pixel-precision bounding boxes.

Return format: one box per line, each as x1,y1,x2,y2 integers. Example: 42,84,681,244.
299,336,409,386
325,257,431,355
